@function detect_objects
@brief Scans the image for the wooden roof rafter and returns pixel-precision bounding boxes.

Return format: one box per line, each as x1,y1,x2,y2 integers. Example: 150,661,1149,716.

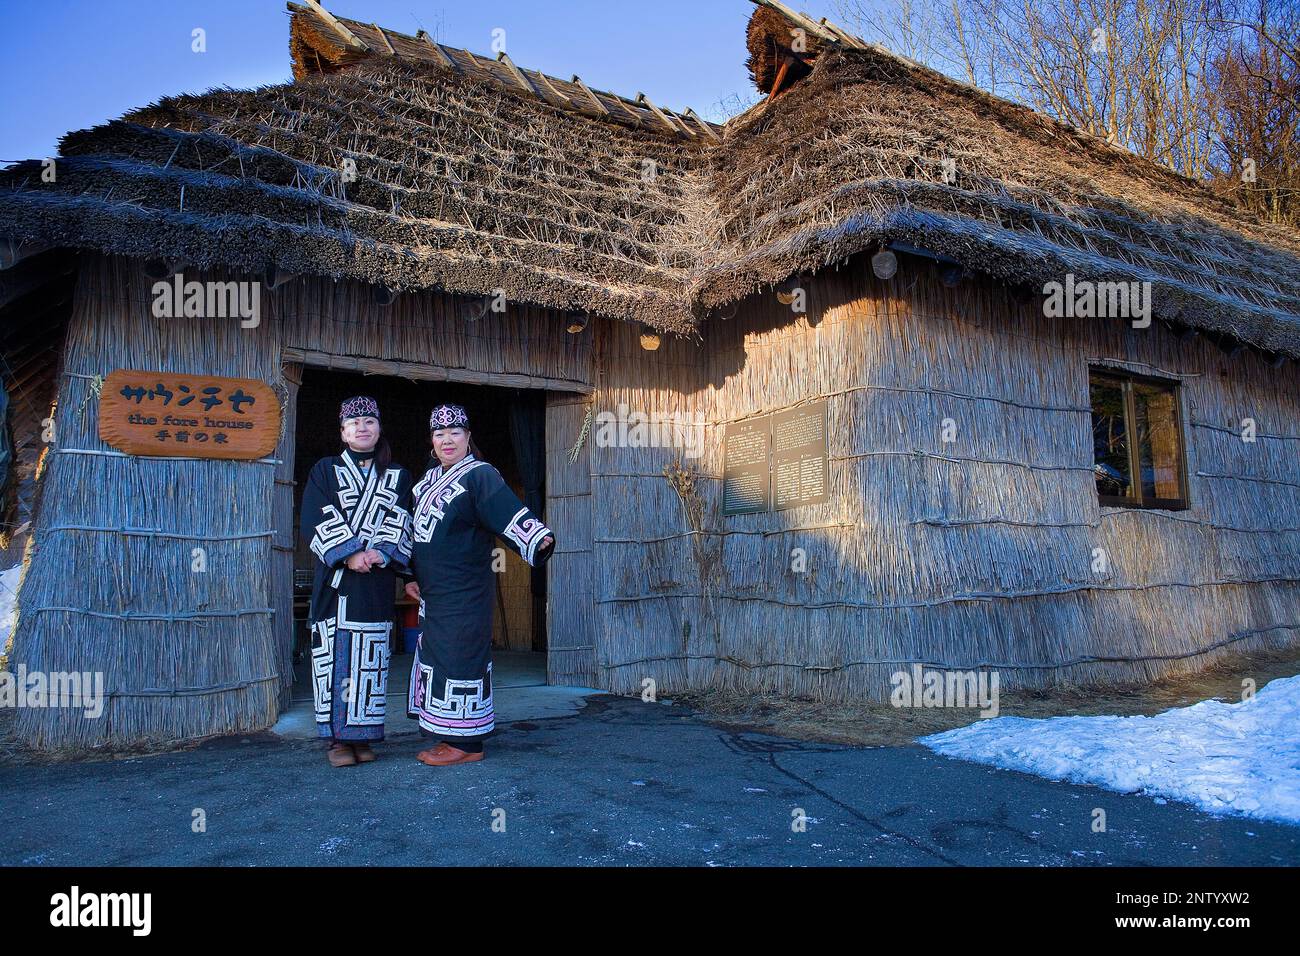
750,0,853,48
682,108,721,142
299,0,368,51
534,71,575,108
289,2,723,140
635,92,683,135
415,30,459,71
371,23,397,56
497,51,544,100
571,75,611,116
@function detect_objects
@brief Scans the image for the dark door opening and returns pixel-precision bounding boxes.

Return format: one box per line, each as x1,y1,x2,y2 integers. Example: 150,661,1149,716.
290,368,549,697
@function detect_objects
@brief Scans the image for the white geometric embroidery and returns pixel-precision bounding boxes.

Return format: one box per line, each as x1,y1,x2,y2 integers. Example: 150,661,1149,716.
310,616,336,724
408,659,495,737
412,456,485,542
338,594,391,727
312,595,392,728
335,462,409,552
315,462,412,589
502,507,552,565
310,506,354,561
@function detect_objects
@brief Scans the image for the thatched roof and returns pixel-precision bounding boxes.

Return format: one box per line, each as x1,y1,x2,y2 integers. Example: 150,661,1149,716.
1,0,1298,354
0,2,719,334
707,1,1300,358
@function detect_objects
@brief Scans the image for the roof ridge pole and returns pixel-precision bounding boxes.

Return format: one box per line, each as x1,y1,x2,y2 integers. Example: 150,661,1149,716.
750,0,842,45
300,0,369,51
635,92,683,134
818,17,868,48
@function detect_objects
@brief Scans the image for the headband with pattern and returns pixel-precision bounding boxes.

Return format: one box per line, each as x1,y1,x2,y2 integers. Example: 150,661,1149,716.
429,403,470,430
339,396,380,423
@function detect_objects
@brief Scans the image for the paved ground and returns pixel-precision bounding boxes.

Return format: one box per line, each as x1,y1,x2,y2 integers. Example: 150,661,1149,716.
1,692,1296,866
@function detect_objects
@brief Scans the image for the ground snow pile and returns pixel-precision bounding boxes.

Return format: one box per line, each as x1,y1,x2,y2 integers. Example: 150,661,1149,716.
0,564,21,652
921,675,1300,824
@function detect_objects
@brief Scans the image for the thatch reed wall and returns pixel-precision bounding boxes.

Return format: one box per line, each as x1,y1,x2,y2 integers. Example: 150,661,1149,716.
10,246,1297,747
10,255,281,748
8,254,599,748
590,253,1300,701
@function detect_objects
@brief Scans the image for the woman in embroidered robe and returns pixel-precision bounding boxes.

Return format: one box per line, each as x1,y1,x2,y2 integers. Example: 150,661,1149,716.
301,396,413,767
405,403,555,766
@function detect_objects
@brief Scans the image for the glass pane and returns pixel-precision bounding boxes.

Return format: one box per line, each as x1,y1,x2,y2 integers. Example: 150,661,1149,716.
1090,376,1132,499
1134,382,1183,500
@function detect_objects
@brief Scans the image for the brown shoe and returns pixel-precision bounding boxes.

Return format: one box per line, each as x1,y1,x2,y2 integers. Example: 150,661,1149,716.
415,743,452,764
417,743,484,766
327,743,357,767
352,743,376,763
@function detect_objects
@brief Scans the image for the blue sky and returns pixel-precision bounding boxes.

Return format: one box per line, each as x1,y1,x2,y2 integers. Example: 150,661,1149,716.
0,0,845,162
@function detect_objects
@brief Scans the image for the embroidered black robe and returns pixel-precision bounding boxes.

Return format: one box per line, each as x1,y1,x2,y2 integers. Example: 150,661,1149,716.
406,453,555,741
301,448,413,741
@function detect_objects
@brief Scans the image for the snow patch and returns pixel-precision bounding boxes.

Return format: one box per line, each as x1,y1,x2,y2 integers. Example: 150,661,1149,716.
921,675,1300,824
0,565,21,653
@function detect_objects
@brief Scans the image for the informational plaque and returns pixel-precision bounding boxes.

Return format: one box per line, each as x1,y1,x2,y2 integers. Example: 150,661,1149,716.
99,369,281,460
723,401,829,515
771,403,829,510
723,418,771,515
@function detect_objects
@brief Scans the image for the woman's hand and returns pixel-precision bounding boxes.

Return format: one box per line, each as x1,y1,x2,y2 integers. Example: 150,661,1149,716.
540,535,555,551
363,549,385,568
404,581,421,601
346,551,371,573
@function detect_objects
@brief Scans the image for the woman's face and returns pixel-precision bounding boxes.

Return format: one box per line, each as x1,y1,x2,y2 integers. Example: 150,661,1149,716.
341,416,380,454
432,427,469,466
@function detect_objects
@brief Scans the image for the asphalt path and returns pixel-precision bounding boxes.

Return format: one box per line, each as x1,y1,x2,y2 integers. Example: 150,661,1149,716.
1,696,1295,866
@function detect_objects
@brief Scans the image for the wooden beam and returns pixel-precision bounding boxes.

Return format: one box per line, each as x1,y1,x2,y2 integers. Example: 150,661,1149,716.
371,23,397,56
768,55,794,100
818,16,868,48
571,76,611,115
682,108,721,142
750,0,842,45
534,70,575,107
497,52,544,100
416,31,458,71
635,92,682,134
299,0,368,51
281,347,594,394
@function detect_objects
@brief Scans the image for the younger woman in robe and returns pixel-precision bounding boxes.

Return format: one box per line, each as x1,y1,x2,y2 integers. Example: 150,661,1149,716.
405,403,555,766
301,397,413,767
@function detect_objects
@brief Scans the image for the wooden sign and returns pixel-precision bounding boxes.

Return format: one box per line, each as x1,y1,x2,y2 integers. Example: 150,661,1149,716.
99,370,280,460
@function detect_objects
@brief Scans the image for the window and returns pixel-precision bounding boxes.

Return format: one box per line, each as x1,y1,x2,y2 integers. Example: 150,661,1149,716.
1089,368,1188,509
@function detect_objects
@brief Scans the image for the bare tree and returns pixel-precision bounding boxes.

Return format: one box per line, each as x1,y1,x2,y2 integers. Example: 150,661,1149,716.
835,0,1299,223
1207,0,1300,223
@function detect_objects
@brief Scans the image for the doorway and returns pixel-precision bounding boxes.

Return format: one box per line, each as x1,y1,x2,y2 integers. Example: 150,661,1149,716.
288,367,550,711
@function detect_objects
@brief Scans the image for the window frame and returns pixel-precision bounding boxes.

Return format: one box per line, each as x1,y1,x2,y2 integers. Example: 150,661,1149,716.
1088,366,1190,511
